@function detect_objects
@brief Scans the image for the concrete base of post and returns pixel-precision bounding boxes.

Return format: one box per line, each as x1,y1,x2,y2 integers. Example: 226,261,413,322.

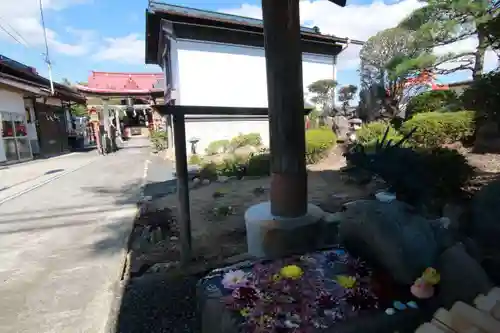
244,201,325,259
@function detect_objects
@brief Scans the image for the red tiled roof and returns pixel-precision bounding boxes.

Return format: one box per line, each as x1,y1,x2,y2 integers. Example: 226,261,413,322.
77,71,164,94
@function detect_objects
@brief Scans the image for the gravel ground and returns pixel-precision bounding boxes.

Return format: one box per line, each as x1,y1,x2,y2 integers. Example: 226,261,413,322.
115,273,201,333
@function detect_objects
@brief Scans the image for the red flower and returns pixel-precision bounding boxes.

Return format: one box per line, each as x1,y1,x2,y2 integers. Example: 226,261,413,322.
232,286,260,306
317,293,340,309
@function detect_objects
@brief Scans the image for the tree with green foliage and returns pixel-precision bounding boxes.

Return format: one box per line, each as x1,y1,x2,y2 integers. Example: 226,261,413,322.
484,1,500,53
462,70,500,125
360,27,435,119
399,0,496,80
406,90,461,118
70,104,88,117
307,79,337,115
338,84,358,115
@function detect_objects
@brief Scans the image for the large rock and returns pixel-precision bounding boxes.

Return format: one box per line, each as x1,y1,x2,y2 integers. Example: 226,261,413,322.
471,179,500,251
332,115,349,140
436,243,492,308
338,200,440,285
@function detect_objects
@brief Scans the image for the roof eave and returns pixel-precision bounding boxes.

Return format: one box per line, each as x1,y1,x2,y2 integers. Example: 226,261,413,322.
146,21,344,65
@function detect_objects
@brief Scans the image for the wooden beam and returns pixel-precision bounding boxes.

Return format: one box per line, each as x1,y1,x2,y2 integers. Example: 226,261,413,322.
172,23,343,57
154,105,313,116
173,113,192,265
262,0,307,218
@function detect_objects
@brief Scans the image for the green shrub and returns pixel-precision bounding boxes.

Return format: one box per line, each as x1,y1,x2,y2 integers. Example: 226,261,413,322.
205,139,230,155
344,133,473,212
422,147,475,207
305,128,337,164
188,154,202,165
199,162,219,181
229,133,262,151
149,130,168,151
406,90,461,117
356,121,401,145
216,158,246,178
247,153,271,176
400,111,475,147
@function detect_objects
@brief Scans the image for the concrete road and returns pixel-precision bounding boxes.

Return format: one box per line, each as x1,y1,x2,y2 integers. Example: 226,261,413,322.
142,154,175,199
0,139,150,333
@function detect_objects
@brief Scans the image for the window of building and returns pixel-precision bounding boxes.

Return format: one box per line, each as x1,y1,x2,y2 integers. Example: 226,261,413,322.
0,111,32,162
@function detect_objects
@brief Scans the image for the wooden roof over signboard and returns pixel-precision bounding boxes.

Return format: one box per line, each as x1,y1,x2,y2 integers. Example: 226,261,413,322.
145,2,359,65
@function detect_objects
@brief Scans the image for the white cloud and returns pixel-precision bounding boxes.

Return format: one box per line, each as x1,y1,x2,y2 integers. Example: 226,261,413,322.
93,34,145,64
221,0,498,77
222,0,424,70
0,0,92,56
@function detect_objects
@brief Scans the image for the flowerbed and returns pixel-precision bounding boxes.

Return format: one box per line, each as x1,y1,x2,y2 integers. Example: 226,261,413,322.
198,247,423,333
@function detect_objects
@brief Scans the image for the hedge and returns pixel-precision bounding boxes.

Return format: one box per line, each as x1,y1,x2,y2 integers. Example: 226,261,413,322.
400,111,475,148
305,128,337,164
406,90,460,117
205,139,230,155
197,128,336,179
356,121,402,145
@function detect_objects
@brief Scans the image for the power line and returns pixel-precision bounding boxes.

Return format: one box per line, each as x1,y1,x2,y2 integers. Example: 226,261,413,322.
0,22,28,48
0,16,31,48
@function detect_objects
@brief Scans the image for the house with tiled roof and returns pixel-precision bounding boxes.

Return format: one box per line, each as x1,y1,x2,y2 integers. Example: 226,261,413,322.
0,55,86,164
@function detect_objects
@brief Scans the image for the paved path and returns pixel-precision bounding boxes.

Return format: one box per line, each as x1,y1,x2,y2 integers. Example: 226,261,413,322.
142,154,175,199
0,151,100,204
0,138,150,333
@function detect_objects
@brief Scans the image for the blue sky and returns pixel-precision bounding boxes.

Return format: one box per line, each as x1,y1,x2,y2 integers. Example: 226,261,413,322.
0,0,496,89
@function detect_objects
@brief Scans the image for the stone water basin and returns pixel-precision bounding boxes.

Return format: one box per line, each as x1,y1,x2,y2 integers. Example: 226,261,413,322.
197,247,437,333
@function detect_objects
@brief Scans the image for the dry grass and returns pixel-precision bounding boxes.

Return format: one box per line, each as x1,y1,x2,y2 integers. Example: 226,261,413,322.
133,148,379,271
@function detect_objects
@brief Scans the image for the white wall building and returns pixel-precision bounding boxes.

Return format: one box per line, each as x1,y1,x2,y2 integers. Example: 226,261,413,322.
0,87,36,164
146,3,354,156
0,56,87,164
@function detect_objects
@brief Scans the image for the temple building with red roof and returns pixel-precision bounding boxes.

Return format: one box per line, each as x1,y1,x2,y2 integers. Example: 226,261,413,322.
75,71,166,138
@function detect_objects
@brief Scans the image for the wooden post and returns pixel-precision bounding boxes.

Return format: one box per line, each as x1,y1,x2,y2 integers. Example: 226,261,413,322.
262,0,307,218
173,113,192,265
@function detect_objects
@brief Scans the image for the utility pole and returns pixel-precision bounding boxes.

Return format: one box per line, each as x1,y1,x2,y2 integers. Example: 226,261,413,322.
39,0,54,95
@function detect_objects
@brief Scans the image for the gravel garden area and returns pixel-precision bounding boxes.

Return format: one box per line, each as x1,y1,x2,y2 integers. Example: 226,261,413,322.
114,114,500,333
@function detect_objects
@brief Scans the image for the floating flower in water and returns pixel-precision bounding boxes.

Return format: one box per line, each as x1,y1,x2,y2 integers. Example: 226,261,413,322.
337,275,357,289
280,265,303,280
284,320,300,328
239,308,250,317
232,286,260,307
317,293,340,309
345,287,379,311
222,270,248,289
422,267,440,285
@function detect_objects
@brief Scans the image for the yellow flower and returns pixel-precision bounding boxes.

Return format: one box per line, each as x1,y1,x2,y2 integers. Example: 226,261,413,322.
280,265,304,279
272,274,281,282
337,275,357,289
240,308,250,317
422,267,440,285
